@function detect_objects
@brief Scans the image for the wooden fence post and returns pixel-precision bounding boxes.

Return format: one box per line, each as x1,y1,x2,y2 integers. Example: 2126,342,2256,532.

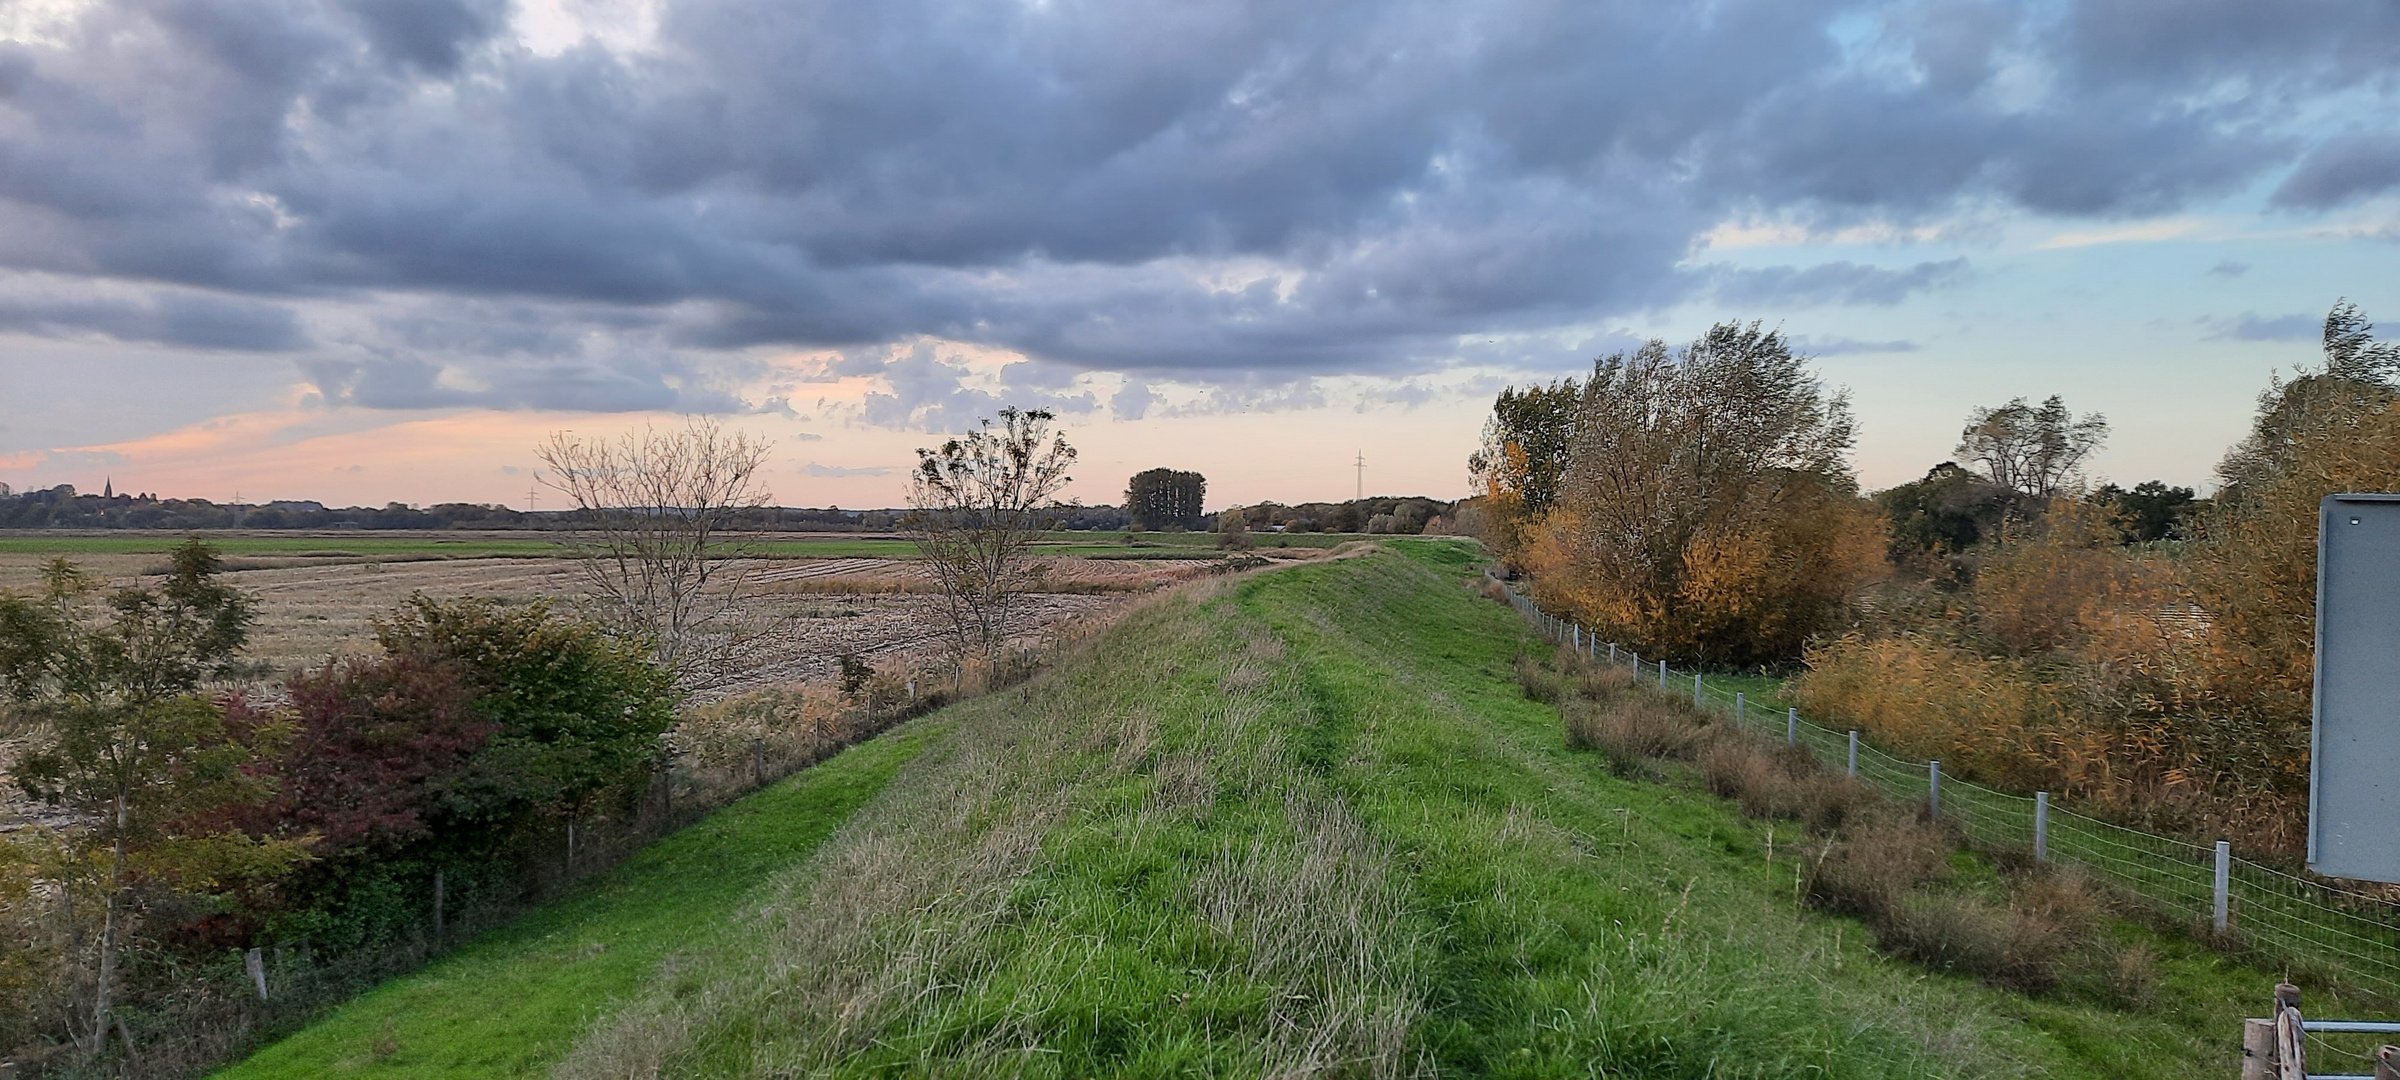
2241,1017,2275,1080
2377,1044,2400,1080
245,947,268,1000
2274,983,2305,1080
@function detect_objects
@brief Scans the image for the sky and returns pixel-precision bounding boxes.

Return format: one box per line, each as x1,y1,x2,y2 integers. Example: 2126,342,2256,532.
0,0,2397,512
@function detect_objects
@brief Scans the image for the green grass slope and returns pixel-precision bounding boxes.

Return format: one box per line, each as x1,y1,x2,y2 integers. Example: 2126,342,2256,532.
213,724,942,1079
508,541,2258,1078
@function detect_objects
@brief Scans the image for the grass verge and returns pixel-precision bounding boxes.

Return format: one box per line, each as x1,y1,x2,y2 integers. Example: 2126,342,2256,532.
210,722,942,1079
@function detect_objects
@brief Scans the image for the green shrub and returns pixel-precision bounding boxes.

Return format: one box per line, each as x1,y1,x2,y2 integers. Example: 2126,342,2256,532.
375,594,679,846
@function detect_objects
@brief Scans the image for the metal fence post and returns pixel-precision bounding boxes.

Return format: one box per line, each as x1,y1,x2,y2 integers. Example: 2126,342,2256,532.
2214,840,2232,933
1786,706,1797,746
1573,625,1581,651
1608,642,1617,664
1928,760,1942,816
1693,672,1703,708
1658,659,1667,689
1735,691,1745,725
1847,730,1858,776
2034,791,2049,863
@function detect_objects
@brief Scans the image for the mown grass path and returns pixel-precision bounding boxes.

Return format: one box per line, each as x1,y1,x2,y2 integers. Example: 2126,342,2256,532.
213,724,941,1078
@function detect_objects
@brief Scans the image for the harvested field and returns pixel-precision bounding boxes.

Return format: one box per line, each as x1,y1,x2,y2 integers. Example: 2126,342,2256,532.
0,541,1261,695
0,536,1303,830
192,555,1232,694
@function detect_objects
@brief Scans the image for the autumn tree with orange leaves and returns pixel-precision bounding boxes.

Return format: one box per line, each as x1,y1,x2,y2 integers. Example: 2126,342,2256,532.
1496,322,1884,666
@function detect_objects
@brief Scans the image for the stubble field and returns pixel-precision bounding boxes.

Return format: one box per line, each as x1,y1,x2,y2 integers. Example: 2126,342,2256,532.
0,530,1318,833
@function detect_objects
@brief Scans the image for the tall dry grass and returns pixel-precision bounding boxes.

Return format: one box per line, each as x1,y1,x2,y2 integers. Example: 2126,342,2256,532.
1794,495,2310,853
1517,642,2133,999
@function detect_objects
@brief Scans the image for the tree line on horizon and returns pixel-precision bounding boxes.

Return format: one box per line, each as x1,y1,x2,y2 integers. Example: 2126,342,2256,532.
1471,301,2400,858
0,481,1461,538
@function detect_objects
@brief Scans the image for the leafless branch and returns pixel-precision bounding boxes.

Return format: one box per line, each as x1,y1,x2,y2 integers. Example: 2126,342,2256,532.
536,418,774,687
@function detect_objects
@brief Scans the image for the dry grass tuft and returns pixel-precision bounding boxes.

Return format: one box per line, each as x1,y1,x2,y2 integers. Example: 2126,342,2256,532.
1876,869,2103,993
1513,651,1566,704
2085,939,2160,1008
1802,809,1953,920
1563,697,1706,773
1696,738,1878,832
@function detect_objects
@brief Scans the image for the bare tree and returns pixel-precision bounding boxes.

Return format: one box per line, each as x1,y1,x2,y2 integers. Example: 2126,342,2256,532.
906,407,1077,659
1955,395,2108,499
537,418,773,684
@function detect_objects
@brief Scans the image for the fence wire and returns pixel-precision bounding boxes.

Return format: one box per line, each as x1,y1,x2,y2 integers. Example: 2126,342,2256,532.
1493,575,2400,1002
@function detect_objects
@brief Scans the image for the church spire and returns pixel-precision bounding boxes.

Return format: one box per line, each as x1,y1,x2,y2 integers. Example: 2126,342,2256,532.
103,477,113,499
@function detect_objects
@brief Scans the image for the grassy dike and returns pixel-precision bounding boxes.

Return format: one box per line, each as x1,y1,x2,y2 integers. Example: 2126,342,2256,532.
530,541,2253,1078
227,540,2259,1077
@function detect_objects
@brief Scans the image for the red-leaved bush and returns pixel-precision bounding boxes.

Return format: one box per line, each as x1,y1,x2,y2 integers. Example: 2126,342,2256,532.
225,655,493,858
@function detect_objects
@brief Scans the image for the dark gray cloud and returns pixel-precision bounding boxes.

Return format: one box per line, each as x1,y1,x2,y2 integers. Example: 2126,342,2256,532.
2273,133,2400,209
2201,312,2319,342
0,0,2393,413
344,0,506,74
0,290,306,350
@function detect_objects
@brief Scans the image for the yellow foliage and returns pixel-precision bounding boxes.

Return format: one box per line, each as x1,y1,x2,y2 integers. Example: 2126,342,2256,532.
1529,474,1885,665
1795,482,2347,854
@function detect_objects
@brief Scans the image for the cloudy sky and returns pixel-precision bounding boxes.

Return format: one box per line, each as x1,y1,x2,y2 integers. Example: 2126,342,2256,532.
0,0,2396,511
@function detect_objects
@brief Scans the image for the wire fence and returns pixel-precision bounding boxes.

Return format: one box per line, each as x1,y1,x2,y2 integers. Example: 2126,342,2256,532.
1493,574,2400,1003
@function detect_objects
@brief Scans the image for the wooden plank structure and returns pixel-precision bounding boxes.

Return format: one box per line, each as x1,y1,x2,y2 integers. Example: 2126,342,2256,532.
2240,983,2400,1080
